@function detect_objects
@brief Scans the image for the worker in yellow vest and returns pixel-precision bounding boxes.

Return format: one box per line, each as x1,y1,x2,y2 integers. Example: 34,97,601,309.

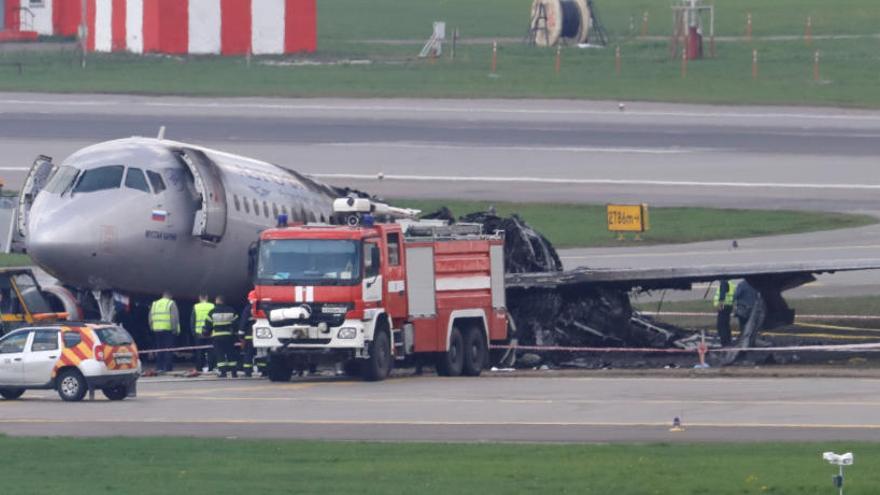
149,291,180,373
713,279,736,346
191,293,215,373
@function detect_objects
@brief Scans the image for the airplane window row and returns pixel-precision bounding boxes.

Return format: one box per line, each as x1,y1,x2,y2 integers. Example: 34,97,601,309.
46,165,167,195
231,194,324,224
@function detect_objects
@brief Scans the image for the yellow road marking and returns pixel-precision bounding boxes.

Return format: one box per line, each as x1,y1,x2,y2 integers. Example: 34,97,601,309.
1,418,880,430
797,322,880,332
142,394,880,408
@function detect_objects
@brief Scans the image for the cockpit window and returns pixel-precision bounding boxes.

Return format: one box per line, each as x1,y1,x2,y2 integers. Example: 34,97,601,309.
44,166,79,194
146,170,166,194
125,168,150,193
73,165,124,193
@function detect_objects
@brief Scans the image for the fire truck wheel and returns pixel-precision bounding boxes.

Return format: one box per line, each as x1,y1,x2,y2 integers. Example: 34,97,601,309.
0,388,25,400
436,327,464,377
462,327,486,377
267,357,293,382
363,329,392,381
342,360,361,377
102,386,128,401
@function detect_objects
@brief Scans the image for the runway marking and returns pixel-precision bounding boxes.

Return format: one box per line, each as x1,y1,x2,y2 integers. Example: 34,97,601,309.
562,245,880,260
320,142,694,155
6,98,880,124
309,173,880,191
2,418,880,430
139,382,320,397
142,394,880,408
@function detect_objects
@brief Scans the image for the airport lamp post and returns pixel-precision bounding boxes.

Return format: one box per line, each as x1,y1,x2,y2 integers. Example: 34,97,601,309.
822,452,853,495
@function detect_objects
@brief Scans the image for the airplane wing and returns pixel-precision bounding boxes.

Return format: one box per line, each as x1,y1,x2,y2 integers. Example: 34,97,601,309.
505,259,880,291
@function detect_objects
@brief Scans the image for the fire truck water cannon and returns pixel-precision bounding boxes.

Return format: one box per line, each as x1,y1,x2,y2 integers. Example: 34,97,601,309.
252,201,509,382
332,197,421,226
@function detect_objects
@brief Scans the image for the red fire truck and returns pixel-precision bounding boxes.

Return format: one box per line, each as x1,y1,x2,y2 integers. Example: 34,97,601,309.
251,198,509,381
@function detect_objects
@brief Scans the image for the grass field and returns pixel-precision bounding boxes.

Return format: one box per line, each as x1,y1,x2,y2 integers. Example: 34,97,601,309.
394,199,876,248
0,1,878,105
0,253,32,267
0,437,875,495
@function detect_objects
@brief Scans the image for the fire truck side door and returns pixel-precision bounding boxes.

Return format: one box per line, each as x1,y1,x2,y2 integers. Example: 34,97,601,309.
362,241,382,304
382,232,407,319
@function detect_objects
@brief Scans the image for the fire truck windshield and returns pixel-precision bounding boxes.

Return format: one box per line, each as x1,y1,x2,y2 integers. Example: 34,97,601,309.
257,239,361,286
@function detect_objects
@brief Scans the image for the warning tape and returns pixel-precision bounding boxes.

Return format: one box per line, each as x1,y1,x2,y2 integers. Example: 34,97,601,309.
490,342,880,354
138,343,247,355
642,311,880,321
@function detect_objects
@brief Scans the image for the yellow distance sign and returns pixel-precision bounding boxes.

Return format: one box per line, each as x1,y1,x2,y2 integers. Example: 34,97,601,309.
607,204,649,233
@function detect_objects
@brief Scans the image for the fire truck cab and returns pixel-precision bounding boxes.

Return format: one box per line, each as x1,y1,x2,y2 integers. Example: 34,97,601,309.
252,198,509,381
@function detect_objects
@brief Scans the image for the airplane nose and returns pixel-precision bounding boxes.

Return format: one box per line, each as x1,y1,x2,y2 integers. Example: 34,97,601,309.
25,196,89,281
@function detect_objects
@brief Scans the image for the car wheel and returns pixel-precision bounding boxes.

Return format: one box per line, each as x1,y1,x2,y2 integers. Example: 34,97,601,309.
0,388,25,400
56,369,88,402
436,327,464,377
102,386,128,401
362,329,392,382
462,326,486,377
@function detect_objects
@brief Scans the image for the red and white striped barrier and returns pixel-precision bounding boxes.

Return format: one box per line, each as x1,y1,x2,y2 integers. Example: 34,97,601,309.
83,0,316,55
4,0,315,54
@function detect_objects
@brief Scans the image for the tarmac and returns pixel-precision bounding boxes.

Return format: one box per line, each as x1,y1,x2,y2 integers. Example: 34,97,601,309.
3,371,880,442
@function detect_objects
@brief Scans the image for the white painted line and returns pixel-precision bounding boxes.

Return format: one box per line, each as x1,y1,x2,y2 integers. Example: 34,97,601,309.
309,173,880,190
3,98,880,124
0,167,29,171
320,142,694,154
561,246,880,260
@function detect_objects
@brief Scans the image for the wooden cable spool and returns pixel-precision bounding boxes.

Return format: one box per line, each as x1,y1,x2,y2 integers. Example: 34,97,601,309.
530,0,591,47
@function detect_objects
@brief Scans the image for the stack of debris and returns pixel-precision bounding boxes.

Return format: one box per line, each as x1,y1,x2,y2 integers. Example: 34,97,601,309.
437,209,689,366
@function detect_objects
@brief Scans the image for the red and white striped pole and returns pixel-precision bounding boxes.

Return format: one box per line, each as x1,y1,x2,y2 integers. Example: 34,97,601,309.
805,16,813,46
813,50,820,81
746,12,753,41
752,49,758,80
615,45,621,75
491,41,498,73
555,45,561,75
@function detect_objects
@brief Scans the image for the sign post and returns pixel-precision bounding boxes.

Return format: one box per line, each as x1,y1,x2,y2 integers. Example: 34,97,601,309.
607,204,649,241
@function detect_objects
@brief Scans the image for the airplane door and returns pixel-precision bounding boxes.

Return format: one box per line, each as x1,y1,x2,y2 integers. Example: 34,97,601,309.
22,329,59,386
175,148,227,242
16,155,55,238
0,331,30,386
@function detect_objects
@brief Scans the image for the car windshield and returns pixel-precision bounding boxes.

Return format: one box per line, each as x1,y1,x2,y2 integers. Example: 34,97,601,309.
73,165,124,193
94,326,133,346
44,166,80,194
257,239,360,286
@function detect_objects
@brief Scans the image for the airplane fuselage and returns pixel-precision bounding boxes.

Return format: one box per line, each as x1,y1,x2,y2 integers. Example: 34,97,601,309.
25,138,337,304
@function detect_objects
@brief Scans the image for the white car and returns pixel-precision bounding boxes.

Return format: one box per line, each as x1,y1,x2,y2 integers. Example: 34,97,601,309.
0,323,141,402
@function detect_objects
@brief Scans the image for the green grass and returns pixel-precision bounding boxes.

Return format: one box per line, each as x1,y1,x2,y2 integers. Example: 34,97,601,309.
1,1,880,105
392,199,876,248
0,437,875,494
0,253,33,267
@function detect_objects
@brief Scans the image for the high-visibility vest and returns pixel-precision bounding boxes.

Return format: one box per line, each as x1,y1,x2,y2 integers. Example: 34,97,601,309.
209,309,236,337
193,302,215,336
713,281,736,307
150,298,175,332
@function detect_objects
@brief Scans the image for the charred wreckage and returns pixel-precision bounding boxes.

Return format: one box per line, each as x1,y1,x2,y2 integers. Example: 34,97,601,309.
424,208,880,368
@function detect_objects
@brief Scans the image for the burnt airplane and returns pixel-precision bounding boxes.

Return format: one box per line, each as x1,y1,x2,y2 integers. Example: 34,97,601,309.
12,137,880,360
